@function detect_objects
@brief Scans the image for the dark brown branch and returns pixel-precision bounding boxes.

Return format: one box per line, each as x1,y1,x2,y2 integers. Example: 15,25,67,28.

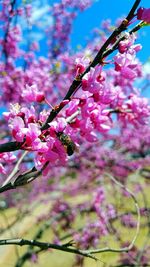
0,167,41,193
15,212,71,267
0,141,22,153
0,238,97,261
41,0,141,130
0,161,49,193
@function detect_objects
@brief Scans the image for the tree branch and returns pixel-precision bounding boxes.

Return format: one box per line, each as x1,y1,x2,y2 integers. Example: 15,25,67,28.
0,238,98,261
41,0,141,130
2,151,28,187
0,141,22,153
0,0,142,152
0,167,41,193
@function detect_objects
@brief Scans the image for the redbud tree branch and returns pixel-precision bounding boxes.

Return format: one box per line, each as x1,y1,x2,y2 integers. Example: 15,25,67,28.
0,22,143,154
15,212,75,267
0,141,22,153
0,165,44,193
2,151,28,187
0,0,143,157
0,0,142,153
15,206,143,267
0,111,80,191
0,238,98,261
41,0,141,130
0,0,143,193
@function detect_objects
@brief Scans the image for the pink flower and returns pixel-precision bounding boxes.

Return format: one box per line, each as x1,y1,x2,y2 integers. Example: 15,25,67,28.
118,33,142,54
75,57,90,75
114,52,141,80
3,103,21,121
26,123,41,142
128,95,150,124
90,108,111,132
21,106,37,124
80,97,96,117
2,152,16,163
82,65,105,94
49,118,67,132
66,99,79,116
35,148,58,170
22,84,45,103
34,143,66,170
137,7,150,23
9,117,27,142
24,123,48,152
94,187,105,207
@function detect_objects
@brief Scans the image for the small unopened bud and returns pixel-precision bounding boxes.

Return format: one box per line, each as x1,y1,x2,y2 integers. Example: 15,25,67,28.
59,100,69,108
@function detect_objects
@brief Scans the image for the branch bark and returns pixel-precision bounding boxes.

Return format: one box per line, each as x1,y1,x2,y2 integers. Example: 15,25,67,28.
0,238,98,261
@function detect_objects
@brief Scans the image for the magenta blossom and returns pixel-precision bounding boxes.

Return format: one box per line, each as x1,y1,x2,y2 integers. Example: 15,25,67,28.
82,65,105,94
118,33,142,54
137,7,150,23
22,84,45,103
23,123,48,152
75,57,90,75
9,116,27,142
114,52,141,80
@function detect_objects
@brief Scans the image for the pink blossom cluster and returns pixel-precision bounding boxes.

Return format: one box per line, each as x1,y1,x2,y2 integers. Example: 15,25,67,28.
0,57,55,104
74,221,105,249
73,189,116,249
121,214,137,228
3,104,71,171
2,26,22,59
51,200,75,231
21,84,45,103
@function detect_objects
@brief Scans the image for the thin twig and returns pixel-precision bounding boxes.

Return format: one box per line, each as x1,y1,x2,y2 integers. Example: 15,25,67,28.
0,167,41,193
66,110,80,123
2,151,28,187
82,172,140,255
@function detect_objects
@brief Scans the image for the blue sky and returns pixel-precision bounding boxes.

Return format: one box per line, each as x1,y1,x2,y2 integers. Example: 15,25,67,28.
71,0,150,63
18,0,150,63
7,0,150,63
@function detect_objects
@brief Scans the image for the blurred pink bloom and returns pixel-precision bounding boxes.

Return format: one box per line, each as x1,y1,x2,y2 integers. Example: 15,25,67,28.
137,7,150,23
82,65,105,93
22,84,45,103
9,116,26,142
114,52,141,79
75,57,90,75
